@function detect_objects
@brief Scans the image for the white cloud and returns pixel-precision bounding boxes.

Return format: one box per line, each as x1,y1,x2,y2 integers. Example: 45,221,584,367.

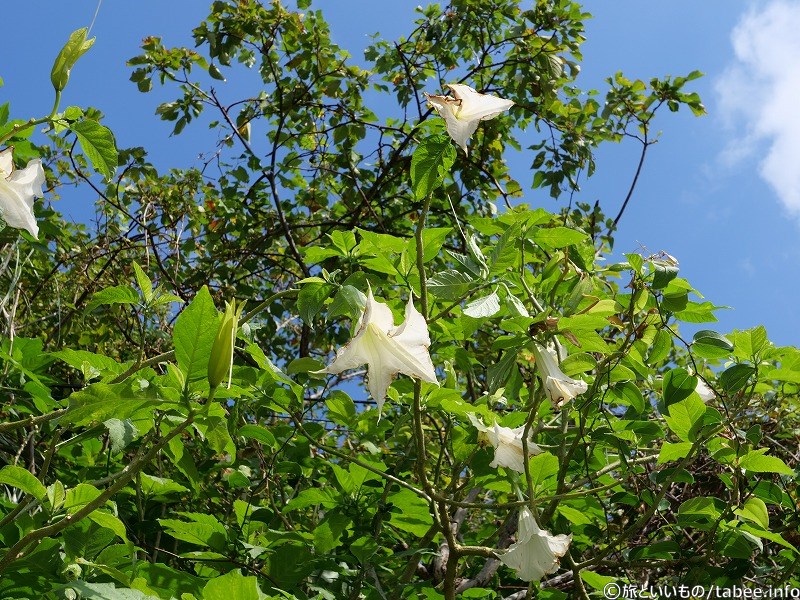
716,1,800,214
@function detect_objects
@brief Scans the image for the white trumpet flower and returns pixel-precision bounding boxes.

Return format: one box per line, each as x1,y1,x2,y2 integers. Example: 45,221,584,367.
695,378,715,403
531,342,588,407
0,148,45,238
317,289,437,415
423,83,514,154
500,507,572,582
467,414,542,473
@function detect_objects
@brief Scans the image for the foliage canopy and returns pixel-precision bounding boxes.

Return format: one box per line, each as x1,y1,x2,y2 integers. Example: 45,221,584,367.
0,1,796,599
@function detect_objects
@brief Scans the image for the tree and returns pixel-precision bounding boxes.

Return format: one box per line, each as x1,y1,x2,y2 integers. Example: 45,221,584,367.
0,1,796,599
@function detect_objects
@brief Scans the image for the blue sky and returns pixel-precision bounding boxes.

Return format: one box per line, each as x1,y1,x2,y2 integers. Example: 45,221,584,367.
4,1,799,346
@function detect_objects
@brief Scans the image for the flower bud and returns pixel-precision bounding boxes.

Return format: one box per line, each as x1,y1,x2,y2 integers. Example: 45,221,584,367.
208,299,244,390
51,28,95,92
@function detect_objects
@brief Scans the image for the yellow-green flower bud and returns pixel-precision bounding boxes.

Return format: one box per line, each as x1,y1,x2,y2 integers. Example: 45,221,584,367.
51,28,95,93
208,299,244,390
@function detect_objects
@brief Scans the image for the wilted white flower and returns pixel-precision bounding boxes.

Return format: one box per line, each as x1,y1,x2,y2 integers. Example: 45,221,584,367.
531,342,588,407
317,288,437,415
0,148,45,238
499,507,572,582
423,83,514,154
467,414,542,473
695,378,715,403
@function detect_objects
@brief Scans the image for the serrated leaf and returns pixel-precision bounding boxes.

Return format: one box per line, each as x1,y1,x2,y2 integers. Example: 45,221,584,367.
533,226,586,248
297,281,335,326
739,449,794,475
463,291,500,318
658,441,693,464
132,262,153,303
427,269,474,300
87,285,139,311
71,119,118,180
410,134,456,199
104,418,139,453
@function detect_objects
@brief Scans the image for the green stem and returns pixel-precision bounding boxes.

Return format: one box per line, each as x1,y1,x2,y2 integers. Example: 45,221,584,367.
0,117,51,147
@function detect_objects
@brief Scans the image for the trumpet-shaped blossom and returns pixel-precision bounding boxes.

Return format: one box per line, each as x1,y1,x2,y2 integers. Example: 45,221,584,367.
0,148,45,239
317,289,437,415
500,507,572,582
424,84,514,154
531,342,588,407
695,378,715,403
467,414,542,473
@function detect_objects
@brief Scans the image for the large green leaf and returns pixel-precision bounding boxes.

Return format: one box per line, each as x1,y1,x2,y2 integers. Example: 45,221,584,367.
173,286,220,384
71,119,118,180
0,465,47,501
739,449,794,475
410,134,456,199
203,569,266,600
66,381,163,426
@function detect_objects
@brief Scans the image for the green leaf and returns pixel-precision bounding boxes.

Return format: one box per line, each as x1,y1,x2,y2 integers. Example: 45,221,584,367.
488,224,521,273
719,364,755,393
528,452,559,487
350,536,379,564
173,286,220,384
739,449,794,475
663,395,705,442
0,465,47,501
739,523,798,553
87,510,131,545
104,418,139,453
487,350,518,394
658,441,693,464
66,381,162,426
735,497,769,529
533,226,586,249
132,262,153,303
53,349,125,380
313,510,351,553
208,64,226,81
463,291,500,318
326,391,356,426
159,514,227,551
87,285,139,311
427,269,474,300
559,352,597,376
297,280,335,325
420,227,452,263
692,329,733,359
328,285,366,322
651,262,679,290
203,570,266,600
677,496,724,529
388,488,433,537
71,119,119,180
645,329,672,365
662,368,697,408
410,134,456,200
139,474,189,497
64,582,156,600
503,288,529,317
732,325,770,360
64,483,102,513
238,424,276,448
